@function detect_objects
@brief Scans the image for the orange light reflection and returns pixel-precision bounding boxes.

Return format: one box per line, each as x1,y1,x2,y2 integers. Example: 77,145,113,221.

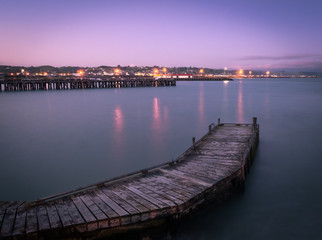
199,82,205,124
153,97,161,130
237,82,244,123
114,106,123,134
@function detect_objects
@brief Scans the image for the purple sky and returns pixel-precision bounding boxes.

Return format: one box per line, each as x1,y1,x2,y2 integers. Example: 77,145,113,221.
1,0,322,71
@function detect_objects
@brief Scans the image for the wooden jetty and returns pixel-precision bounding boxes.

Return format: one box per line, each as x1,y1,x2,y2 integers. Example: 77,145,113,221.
0,118,259,239
0,75,233,92
0,76,176,92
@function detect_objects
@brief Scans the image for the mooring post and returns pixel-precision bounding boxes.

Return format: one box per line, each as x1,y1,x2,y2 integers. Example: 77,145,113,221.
208,124,212,132
217,118,221,125
192,137,195,146
253,117,257,125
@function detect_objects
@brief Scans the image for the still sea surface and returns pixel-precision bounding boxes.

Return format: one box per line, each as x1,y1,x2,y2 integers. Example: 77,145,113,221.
1,78,322,239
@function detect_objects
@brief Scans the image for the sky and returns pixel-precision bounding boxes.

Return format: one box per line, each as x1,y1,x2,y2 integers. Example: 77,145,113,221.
1,0,322,71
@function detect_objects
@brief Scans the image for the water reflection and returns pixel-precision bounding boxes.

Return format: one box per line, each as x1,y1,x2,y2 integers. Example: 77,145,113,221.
222,80,228,115
237,81,244,123
199,82,205,125
264,85,270,118
114,105,123,147
152,97,167,149
153,97,161,130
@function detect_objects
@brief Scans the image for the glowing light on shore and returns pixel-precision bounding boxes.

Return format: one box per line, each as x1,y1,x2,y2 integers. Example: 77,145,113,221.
249,71,252,75
199,69,204,73
239,69,244,75
162,67,167,73
114,68,120,74
154,69,159,74
43,72,48,76
77,70,84,76
266,71,270,75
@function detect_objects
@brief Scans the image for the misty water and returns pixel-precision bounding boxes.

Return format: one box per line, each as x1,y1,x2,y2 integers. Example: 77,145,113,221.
1,78,322,239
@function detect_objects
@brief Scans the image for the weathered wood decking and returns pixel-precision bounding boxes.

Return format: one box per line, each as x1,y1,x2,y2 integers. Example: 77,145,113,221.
0,120,259,239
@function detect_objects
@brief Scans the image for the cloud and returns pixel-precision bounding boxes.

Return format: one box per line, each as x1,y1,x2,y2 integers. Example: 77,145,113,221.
245,61,322,72
236,54,322,72
240,54,322,61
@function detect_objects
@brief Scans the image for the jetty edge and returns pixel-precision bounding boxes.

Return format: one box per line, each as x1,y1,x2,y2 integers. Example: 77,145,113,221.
0,117,259,239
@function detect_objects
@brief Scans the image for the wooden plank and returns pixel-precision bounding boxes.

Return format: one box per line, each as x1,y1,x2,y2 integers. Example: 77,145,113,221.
12,206,27,237
9,201,25,209
144,177,191,202
64,199,85,225
133,179,183,206
139,173,192,200
26,206,38,234
85,192,119,228
109,185,151,213
157,173,205,195
181,161,234,178
115,184,159,211
124,184,170,209
54,200,73,227
85,192,115,219
153,175,196,198
99,188,140,216
37,205,51,231
0,209,6,234
197,142,244,149
1,207,17,237
0,202,20,211
93,189,133,226
188,159,239,174
174,163,223,182
133,182,178,207
70,196,97,223
192,155,242,164
94,189,129,217
46,203,62,229
160,169,212,188
79,194,109,220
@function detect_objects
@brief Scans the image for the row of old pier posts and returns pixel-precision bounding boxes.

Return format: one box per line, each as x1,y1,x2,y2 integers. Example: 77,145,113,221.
0,78,176,92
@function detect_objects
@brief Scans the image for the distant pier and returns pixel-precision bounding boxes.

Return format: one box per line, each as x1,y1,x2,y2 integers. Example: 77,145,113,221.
0,118,259,239
0,76,176,92
0,75,232,92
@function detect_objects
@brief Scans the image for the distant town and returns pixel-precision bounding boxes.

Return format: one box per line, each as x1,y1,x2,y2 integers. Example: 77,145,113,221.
0,65,321,79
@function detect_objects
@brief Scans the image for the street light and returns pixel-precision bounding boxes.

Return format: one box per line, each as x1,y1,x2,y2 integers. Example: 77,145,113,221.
77,70,84,76
114,68,121,74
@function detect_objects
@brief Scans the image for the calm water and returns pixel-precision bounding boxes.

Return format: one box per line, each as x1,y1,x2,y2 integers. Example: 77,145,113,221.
1,78,322,239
